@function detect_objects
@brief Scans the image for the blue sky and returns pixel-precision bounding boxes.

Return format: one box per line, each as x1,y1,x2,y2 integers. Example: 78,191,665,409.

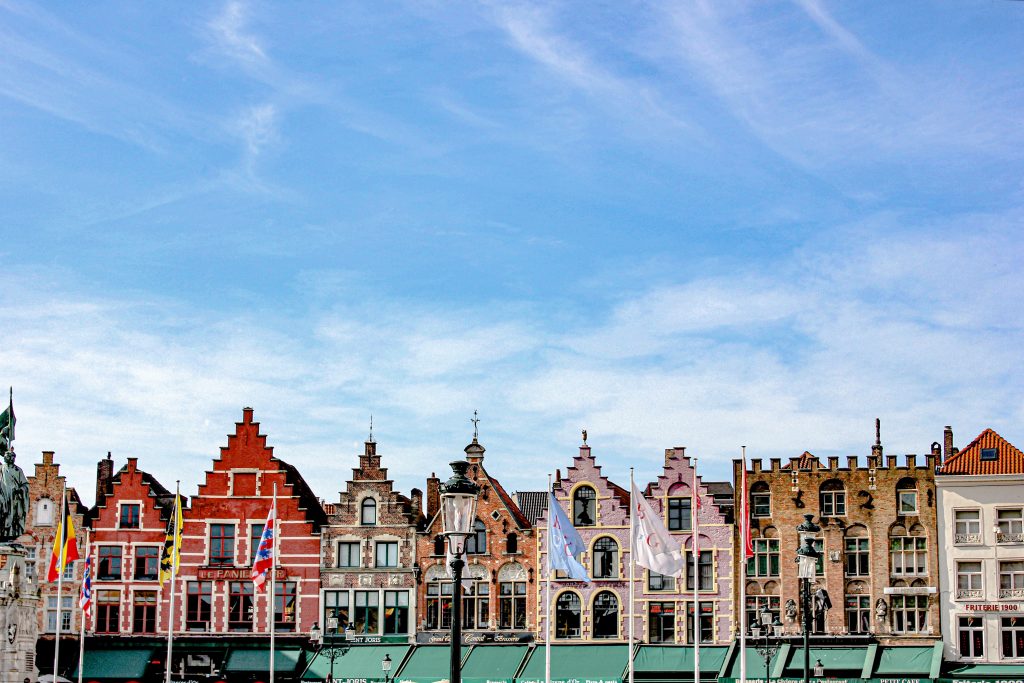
2,1,1023,505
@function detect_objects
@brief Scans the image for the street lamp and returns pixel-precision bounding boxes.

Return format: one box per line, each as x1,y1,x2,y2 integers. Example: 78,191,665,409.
750,607,784,683
308,619,355,683
813,659,825,678
440,460,481,683
796,514,822,683
382,654,392,683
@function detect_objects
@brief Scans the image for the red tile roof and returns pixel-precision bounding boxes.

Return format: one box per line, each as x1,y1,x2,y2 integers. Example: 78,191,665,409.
781,451,819,470
940,428,1024,475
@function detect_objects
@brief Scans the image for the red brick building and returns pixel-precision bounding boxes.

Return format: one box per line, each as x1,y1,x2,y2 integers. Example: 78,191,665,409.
320,437,423,641
86,453,178,639
415,436,537,643
174,408,326,647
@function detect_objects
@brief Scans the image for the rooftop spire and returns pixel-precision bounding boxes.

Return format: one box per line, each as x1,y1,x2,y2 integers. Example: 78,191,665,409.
471,409,480,441
369,414,374,443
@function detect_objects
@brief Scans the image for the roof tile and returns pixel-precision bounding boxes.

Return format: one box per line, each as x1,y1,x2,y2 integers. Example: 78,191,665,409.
940,428,1024,475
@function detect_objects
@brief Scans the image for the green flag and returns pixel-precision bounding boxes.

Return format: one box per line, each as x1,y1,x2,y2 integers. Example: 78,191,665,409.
0,392,14,445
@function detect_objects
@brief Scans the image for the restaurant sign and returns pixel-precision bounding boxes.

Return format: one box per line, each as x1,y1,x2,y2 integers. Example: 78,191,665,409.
196,567,288,581
415,631,533,644
964,603,1022,612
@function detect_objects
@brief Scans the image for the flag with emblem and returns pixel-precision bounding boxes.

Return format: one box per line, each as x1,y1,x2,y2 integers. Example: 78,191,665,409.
251,501,276,591
47,505,80,582
159,494,184,584
80,545,93,614
630,480,684,577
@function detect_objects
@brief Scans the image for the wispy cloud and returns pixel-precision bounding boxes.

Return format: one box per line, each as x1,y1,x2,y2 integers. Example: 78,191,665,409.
206,0,267,67
5,211,1023,503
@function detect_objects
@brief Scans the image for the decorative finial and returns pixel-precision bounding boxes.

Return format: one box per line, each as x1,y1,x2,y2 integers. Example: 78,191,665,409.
369,414,374,442
471,410,480,440
875,418,881,446
582,429,588,445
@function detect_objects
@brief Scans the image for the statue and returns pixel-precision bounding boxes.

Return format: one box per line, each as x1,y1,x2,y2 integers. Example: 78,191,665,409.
785,598,798,622
0,449,30,542
875,597,888,621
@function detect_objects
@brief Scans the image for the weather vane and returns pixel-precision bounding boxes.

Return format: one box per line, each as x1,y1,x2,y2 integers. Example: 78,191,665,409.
582,429,588,445
369,414,374,442
471,410,480,440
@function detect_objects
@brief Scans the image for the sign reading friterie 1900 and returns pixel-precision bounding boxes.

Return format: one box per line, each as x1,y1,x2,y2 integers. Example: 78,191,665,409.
964,603,1022,612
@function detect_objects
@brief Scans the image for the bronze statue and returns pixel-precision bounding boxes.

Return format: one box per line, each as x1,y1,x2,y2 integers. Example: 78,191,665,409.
0,450,29,542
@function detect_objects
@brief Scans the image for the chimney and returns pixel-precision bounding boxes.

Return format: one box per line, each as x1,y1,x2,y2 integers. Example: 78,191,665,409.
96,452,114,508
943,426,954,464
426,473,440,521
871,418,883,458
242,406,255,424
410,488,423,517
42,451,55,466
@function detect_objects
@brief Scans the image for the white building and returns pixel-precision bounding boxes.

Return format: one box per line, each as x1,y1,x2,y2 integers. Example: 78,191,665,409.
937,427,1024,665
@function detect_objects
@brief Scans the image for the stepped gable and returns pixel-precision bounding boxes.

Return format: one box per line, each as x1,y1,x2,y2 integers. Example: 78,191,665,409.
332,438,422,525
940,428,1024,476
87,455,179,524
543,442,630,527
647,446,729,520
197,406,327,531
780,450,820,470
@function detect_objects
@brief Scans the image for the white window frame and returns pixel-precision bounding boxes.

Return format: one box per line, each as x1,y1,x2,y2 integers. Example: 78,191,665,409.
955,509,983,545
956,561,983,600
821,490,846,517
890,536,928,576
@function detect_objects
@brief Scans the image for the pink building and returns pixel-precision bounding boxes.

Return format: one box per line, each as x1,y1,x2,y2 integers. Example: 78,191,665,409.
536,441,734,645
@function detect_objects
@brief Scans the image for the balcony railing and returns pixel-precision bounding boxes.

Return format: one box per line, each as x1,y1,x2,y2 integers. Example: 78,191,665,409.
955,533,982,545
997,532,1024,544
999,588,1024,599
956,589,984,600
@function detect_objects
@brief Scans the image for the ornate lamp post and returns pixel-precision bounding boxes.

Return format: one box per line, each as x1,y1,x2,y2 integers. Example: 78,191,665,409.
796,514,822,683
750,607,784,683
381,654,393,683
813,659,825,679
308,619,355,683
440,460,481,683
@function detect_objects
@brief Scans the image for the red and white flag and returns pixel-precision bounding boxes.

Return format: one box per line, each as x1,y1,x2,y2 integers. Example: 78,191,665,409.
630,481,684,577
251,503,276,592
741,456,753,560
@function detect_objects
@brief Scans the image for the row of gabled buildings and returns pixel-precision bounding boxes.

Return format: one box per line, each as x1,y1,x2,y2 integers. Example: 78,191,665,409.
17,407,1024,682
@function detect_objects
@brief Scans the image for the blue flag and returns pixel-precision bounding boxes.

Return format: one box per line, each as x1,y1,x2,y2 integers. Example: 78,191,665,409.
547,492,590,581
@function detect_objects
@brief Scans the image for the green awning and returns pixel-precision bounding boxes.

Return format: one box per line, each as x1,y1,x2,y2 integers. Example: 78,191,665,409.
717,645,786,680
74,648,155,680
516,644,628,683
223,648,302,673
303,645,411,682
395,645,459,683
460,646,530,683
876,646,937,676
943,663,1024,679
783,647,866,674
634,646,729,679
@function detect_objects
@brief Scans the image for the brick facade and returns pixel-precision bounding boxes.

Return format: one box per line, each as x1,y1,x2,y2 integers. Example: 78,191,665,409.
19,451,89,636
415,437,536,642
734,425,941,645
320,438,423,640
86,455,177,637
175,407,326,645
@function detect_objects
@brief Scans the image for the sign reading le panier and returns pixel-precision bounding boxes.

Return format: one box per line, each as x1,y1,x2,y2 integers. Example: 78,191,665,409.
415,631,534,644
196,566,288,580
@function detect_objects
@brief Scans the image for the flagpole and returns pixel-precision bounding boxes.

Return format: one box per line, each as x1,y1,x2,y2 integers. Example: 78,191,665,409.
78,529,89,683
739,447,747,683
628,468,635,683
270,483,277,683
165,483,180,683
54,484,67,681
545,474,552,683
692,457,699,683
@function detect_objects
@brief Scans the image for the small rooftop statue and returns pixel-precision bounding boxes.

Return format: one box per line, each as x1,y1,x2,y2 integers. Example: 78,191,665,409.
0,389,29,544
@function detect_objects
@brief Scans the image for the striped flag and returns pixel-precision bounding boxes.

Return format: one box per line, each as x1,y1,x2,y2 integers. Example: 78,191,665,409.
159,494,184,584
741,456,753,559
80,547,93,614
47,509,80,582
251,502,275,591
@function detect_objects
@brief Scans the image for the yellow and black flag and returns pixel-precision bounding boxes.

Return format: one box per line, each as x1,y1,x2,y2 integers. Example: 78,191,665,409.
159,493,183,585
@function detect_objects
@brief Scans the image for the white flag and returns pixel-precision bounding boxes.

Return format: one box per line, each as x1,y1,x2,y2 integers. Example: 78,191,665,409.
631,481,684,577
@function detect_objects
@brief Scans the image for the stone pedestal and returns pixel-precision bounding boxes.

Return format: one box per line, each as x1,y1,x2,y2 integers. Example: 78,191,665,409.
0,545,39,683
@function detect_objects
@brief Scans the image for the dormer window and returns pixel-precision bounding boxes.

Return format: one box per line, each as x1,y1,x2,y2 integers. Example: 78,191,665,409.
981,448,998,462
896,478,918,516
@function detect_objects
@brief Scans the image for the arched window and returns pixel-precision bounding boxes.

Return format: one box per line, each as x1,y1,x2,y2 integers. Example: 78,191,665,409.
35,497,54,526
555,592,581,639
896,478,918,516
361,498,377,525
592,591,619,639
819,479,846,517
433,535,445,556
750,482,770,518
466,519,487,555
506,533,518,554
573,486,597,526
593,537,619,579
